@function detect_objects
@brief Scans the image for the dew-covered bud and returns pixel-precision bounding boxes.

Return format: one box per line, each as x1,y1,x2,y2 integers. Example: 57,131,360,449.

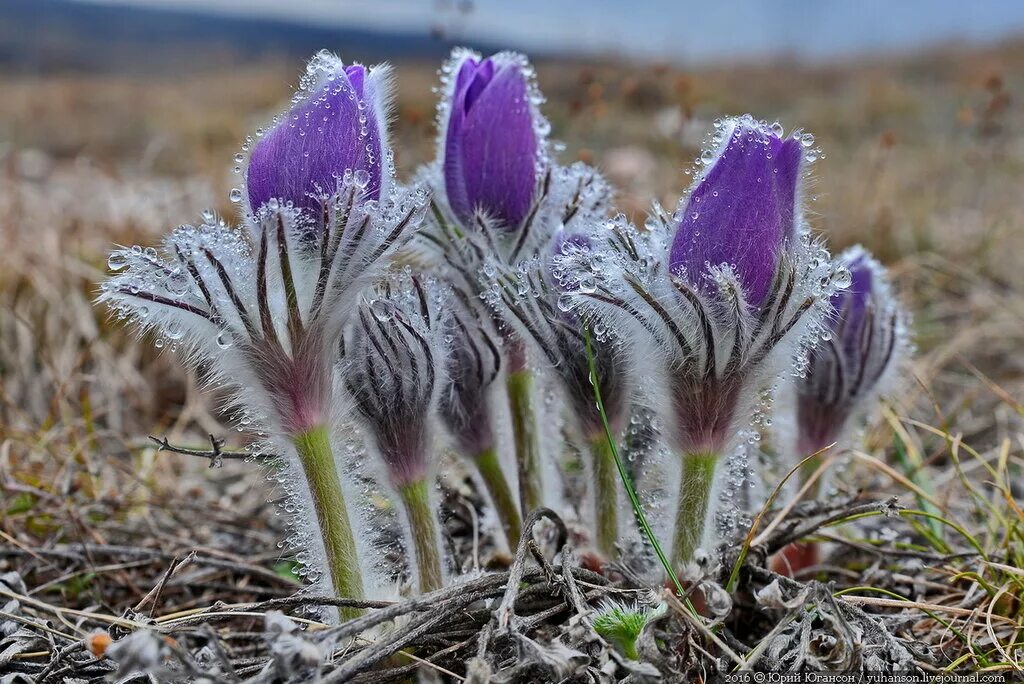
549,117,847,568
669,117,802,307
343,276,449,593
796,246,909,455
99,169,427,614
488,224,633,557
344,278,447,490
438,303,524,550
247,51,393,213
442,49,545,231
547,227,629,437
439,304,502,459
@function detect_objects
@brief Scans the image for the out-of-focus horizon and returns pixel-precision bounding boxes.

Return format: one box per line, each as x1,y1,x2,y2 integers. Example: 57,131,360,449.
70,0,1024,62
5,0,1024,73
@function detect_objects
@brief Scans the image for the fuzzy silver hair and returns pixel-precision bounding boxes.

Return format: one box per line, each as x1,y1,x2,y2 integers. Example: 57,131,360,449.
342,274,450,488
99,175,428,438
554,199,847,458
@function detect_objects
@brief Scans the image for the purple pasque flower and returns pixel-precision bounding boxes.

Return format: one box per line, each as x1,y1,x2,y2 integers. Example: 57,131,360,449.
100,177,427,440
246,51,393,214
421,49,608,521
553,116,846,564
438,293,503,459
561,116,840,458
441,49,546,232
796,246,909,455
496,226,632,438
343,275,448,490
490,223,634,558
491,224,634,557
669,117,803,308
100,180,427,608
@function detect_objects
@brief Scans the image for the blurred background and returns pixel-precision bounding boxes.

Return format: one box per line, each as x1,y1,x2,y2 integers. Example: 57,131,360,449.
1,0,1023,571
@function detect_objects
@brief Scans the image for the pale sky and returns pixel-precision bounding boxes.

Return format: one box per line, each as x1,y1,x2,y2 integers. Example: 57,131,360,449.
75,0,1024,62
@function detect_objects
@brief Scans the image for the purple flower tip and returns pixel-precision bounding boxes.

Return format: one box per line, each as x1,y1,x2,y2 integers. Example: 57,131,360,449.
246,52,391,213
829,247,876,357
551,226,591,258
669,117,804,307
443,50,542,231
830,251,873,323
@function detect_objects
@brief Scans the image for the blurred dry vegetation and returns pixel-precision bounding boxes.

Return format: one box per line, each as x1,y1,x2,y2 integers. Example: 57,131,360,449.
2,36,1024,676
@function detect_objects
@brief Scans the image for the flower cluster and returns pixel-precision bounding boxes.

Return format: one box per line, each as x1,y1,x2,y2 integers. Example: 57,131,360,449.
100,48,911,613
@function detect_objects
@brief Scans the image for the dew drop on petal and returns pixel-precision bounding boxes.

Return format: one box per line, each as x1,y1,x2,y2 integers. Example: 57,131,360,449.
216,329,234,349
370,299,392,322
107,252,129,271
352,169,371,189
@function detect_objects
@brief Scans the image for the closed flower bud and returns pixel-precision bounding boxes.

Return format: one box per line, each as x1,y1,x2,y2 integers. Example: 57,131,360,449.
343,276,449,593
247,51,393,213
344,277,447,490
489,224,634,557
796,246,909,455
439,299,502,459
553,117,847,568
101,154,427,615
441,49,545,231
669,118,802,308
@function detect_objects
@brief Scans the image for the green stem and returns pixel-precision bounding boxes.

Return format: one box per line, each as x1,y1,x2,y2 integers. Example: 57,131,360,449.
397,479,444,593
582,328,686,600
292,426,364,620
589,433,619,558
671,451,719,571
507,368,543,515
474,447,522,549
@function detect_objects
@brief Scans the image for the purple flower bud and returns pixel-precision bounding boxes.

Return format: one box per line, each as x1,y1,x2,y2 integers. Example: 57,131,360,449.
247,52,392,213
830,251,873,355
440,306,501,458
442,50,543,231
344,278,446,489
552,226,592,257
669,118,802,307
797,246,908,454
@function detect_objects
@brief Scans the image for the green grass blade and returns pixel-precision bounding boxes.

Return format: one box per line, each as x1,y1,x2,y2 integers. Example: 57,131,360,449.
583,328,686,599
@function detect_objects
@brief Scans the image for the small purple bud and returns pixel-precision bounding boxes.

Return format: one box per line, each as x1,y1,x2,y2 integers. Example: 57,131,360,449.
829,251,873,354
247,52,391,213
442,51,542,231
551,227,592,258
669,117,803,307
797,246,907,454
548,227,592,292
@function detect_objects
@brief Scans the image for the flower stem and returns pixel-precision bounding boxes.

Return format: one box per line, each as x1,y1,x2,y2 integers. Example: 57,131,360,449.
582,328,686,599
397,479,444,593
474,447,522,549
506,367,543,515
589,433,619,558
292,426,364,620
670,451,719,571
